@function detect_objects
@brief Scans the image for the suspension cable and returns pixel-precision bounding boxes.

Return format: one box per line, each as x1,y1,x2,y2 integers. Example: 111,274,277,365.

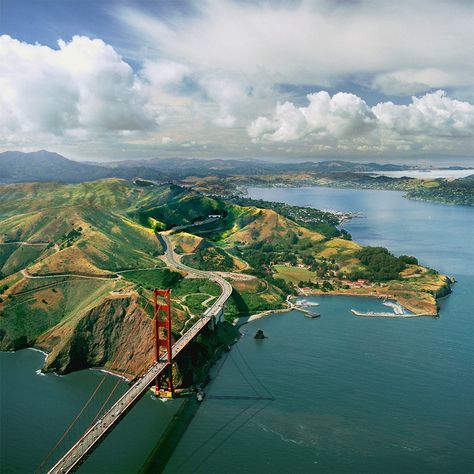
36,294,152,472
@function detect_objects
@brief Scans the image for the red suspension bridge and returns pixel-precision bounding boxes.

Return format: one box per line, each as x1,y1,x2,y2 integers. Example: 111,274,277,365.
39,233,233,474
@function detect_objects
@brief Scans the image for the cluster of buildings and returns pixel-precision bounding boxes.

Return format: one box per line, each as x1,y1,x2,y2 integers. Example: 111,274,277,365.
340,278,370,288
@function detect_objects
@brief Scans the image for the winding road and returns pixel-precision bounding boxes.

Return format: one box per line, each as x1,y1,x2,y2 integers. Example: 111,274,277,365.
158,232,233,316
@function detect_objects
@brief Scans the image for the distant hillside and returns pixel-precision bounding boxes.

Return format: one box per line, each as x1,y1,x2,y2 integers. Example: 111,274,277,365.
0,150,114,183
102,156,411,176
0,149,433,185
2,150,470,206
405,175,474,206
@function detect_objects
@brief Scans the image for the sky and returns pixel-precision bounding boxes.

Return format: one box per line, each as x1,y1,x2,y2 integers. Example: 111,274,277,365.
1,0,473,163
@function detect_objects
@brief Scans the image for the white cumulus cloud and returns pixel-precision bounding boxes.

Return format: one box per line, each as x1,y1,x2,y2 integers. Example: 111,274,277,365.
248,90,474,152
0,35,158,143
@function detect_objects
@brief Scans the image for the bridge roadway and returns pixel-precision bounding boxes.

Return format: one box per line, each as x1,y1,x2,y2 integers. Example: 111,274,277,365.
48,233,233,474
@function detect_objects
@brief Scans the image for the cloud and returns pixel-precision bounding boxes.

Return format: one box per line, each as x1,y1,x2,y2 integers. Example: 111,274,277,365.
0,35,158,142
118,0,474,95
110,0,474,157
373,91,474,138
371,69,469,96
248,90,474,151
141,60,191,91
2,0,473,159
141,60,260,128
248,91,376,141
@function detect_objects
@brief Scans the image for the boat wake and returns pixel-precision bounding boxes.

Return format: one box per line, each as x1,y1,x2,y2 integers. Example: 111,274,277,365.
297,300,320,307
257,423,305,446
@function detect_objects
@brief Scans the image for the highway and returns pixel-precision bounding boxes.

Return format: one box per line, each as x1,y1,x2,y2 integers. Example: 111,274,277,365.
47,232,233,474
158,232,233,316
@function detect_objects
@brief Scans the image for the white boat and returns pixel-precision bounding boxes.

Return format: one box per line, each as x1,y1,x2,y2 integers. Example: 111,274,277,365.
197,391,205,402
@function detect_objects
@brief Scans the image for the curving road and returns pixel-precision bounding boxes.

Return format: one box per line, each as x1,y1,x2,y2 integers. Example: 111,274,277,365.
158,232,233,317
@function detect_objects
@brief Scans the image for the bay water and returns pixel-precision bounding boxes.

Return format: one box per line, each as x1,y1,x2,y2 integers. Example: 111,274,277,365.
164,187,473,473
1,187,473,473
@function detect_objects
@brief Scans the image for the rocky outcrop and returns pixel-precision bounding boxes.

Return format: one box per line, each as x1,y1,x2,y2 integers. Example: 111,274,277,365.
433,276,452,298
35,294,239,388
37,295,154,378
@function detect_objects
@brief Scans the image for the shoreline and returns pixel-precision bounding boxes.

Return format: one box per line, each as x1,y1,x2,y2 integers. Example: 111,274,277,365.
301,289,440,316
4,347,137,382
89,367,131,382
243,181,473,207
240,289,440,324
243,306,293,324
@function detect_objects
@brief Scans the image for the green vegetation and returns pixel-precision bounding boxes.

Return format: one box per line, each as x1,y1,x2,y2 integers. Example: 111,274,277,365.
122,268,183,290
172,279,221,299
273,265,315,284
354,246,406,281
59,227,82,248
231,196,351,239
137,193,228,229
406,175,474,206
172,279,221,317
224,282,287,321
399,255,418,265
181,245,235,272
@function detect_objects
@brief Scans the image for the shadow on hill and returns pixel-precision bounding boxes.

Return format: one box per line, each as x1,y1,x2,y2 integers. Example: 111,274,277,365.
230,288,249,316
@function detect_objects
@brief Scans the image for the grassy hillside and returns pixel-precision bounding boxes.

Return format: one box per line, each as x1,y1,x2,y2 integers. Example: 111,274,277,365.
0,180,251,374
0,180,181,371
0,178,452,378
0,180,170,278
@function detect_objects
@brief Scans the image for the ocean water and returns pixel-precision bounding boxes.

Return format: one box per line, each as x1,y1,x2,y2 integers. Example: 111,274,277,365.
1,187,473,474
164,187,473,474
0,349,183,473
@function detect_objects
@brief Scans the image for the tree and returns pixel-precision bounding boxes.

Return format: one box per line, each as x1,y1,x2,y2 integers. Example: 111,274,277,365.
287,231,298,245
399,255,418,265
322,280,333,291
357,246,406,281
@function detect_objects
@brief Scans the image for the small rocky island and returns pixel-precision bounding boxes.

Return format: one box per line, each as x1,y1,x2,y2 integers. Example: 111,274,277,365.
254,329,266,339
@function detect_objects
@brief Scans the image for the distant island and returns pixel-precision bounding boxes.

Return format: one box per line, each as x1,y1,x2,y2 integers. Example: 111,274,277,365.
0,179,452,389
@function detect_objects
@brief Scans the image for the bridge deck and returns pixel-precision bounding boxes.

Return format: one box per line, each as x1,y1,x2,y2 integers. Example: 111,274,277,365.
48,315,214,473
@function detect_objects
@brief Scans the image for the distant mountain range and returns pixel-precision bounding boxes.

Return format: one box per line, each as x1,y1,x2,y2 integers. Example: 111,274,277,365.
0,150,112,183
0,150,420,184
0,150,472,206
101,156,413,174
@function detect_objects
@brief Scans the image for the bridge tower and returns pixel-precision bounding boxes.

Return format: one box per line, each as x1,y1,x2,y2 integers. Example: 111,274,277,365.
152,288,174,398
